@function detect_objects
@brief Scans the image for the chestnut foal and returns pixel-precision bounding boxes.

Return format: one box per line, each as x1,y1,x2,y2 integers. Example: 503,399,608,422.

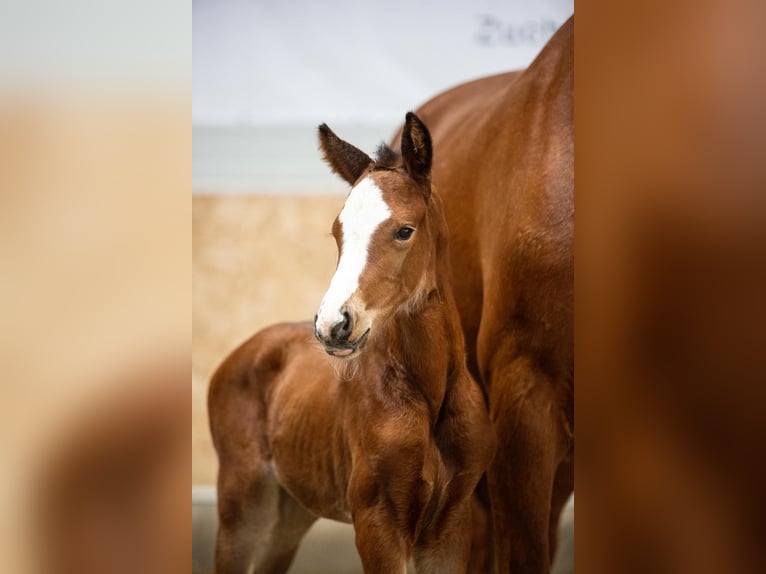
209,113,495,573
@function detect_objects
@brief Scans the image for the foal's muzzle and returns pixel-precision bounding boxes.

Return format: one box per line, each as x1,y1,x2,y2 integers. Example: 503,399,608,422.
314,310,368,358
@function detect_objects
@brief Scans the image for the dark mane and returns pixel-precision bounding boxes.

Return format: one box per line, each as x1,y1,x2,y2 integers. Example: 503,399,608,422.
374,142,401,169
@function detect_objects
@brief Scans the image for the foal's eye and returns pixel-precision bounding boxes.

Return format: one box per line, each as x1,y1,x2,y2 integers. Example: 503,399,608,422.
395,227,415,241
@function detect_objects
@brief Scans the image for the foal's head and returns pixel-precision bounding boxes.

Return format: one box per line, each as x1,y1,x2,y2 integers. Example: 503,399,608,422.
314,113,440,358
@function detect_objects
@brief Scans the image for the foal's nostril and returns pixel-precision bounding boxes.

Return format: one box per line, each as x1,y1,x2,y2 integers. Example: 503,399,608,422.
331,310,353,342
341,311,353,339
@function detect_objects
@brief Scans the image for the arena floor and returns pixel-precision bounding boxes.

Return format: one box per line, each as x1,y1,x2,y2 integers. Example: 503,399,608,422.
192,486,573,574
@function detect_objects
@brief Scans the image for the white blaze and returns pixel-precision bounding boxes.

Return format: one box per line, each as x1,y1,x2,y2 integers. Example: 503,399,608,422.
316,177,390,336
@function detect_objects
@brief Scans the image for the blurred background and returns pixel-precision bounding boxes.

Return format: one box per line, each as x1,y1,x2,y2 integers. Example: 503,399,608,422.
193,1,573,572
0,0,190,571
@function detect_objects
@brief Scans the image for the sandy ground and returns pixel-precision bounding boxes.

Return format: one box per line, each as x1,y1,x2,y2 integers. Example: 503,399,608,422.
192,487,573,574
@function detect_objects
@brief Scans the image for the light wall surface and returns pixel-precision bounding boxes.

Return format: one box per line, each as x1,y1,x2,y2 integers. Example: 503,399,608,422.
193,0,573,126
193,0,574,191
193,195,346,483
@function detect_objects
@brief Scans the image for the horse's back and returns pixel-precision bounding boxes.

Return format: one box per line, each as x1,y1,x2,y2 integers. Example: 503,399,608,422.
415,17,573,386
411,19,573,572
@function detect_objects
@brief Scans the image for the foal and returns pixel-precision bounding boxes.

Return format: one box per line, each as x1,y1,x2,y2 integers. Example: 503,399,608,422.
209,113,495,573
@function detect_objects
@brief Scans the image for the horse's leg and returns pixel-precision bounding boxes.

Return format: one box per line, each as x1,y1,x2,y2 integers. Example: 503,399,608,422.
467,487,492,574
486,356,566,574
549,457,574,563
413,499,473,574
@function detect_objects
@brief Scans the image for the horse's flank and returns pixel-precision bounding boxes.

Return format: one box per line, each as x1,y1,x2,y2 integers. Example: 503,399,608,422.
394,16,574,574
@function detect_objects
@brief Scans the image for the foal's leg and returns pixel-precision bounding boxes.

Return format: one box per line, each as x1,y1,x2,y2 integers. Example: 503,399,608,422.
413,499,473,574
251,485,317,574
215,464,275,574
486,357,567,574
215,465,316,574
353,504,411,574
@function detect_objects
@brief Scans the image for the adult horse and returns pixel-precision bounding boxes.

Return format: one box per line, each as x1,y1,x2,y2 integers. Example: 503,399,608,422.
209,113,495,573
391,16,574,574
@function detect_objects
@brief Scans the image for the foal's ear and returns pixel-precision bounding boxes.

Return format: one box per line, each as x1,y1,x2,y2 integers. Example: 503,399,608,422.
400,112,432,184
318,124,373,186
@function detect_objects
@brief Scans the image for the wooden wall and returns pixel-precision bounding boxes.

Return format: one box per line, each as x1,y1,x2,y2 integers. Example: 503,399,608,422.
192,194,346,484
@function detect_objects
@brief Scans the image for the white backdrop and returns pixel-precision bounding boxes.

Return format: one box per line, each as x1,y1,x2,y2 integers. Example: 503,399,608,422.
192,0,573,191
193,0,573,126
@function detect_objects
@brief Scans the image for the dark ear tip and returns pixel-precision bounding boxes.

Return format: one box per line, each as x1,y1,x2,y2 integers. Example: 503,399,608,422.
405,111,420,125
318,123,330,135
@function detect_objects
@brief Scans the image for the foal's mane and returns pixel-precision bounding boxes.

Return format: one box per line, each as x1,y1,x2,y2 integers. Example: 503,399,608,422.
373,143,401,169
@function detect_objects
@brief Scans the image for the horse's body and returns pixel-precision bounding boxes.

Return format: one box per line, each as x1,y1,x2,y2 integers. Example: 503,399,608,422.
394,16,574,574
210,115,495,573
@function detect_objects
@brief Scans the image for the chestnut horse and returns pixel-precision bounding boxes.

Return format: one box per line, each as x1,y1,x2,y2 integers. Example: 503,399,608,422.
391,16,574,574
209,113,495,573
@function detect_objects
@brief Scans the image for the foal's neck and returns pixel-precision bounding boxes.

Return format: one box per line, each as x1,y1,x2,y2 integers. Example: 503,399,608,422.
376,277,464,420
390,284,463,369
367,223,466,417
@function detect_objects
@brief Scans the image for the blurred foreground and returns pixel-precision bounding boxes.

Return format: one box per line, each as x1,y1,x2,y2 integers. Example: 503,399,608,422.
577,2,766,572
0,98,190,573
